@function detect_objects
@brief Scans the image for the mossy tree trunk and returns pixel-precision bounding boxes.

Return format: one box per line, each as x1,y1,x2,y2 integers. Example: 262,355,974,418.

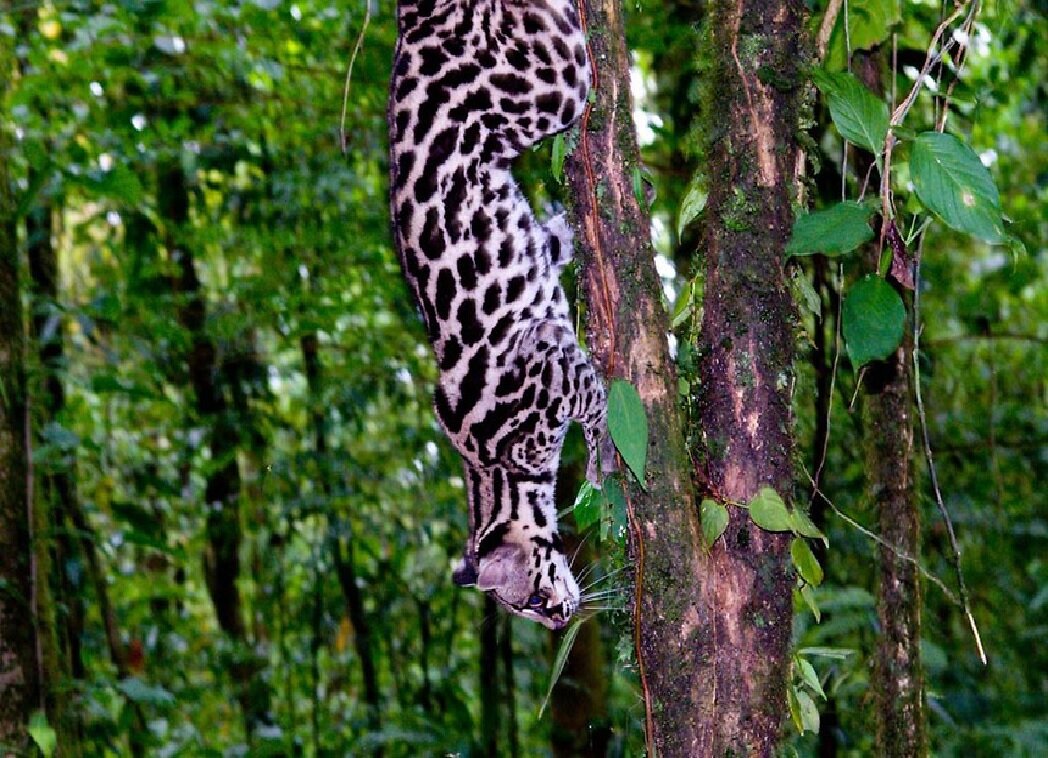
1,32,41,752
565,0,803,752
850,49,927,756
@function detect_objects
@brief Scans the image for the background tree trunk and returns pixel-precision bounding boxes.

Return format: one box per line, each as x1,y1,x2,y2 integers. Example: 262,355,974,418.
0,33,41,748
565,0,803,752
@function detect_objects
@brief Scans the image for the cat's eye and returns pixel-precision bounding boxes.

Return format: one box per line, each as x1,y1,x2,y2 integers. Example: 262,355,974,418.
527,593,545,608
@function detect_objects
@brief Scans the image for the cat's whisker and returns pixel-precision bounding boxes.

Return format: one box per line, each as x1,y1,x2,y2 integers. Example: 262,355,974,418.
574,560,600,586
569,531,593,570
579,564,629,593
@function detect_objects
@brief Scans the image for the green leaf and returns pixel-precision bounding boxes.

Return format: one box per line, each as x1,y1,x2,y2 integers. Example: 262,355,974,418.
824,0,901,68
677,173,707,238
748,487,792,532
796,657,826,699
573,481,601,530
812,71,889,154
791,537,824,586
117,676,176,706
28,711,57,758
796,688,821,733
787,685,805,733
842,275,906,367
671,279,694,328
551,133,567,183
603,479,629,545
788,508,826,542
786,201,874,257
798,646,856,660
910,131,1005,243
607,380,648,487
789,267,821,316
538,620,584,718
800,584,821,622
701,499,729,548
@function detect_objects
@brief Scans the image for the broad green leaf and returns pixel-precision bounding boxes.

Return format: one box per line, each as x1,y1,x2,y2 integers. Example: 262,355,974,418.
677,173,708,238
551,133,567,183
573,481,601,530
842,275,905,367
910,131,1005,243
812,71,889,154
748,487,792,532
791,537,824,586
796,689,821,733
796,657,826,699
788,508,826,542
701,499,729,548
800,584,821,622
786,201,874,257
28,711,57,758
825,0,902,68
607,380,648,487
538,620,583,717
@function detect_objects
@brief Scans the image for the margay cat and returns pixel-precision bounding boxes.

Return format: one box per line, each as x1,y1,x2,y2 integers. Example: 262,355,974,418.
388,0,612,629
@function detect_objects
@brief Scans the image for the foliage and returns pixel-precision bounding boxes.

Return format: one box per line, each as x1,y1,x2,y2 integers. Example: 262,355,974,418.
1,0,1043,754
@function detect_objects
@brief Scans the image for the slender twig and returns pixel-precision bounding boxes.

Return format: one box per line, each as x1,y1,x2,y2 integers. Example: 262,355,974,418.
912,252,987,664
815,0,845,62
811,263,844,494
340,0,373,154
880,1,975,240
802,466,961,606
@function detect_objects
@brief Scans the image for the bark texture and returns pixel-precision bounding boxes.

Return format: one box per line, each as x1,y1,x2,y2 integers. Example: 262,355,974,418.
568,0,804,752
865,337,926,756
695,0,805,751
564,1,702,753
0,34,40,747
849,50,928,756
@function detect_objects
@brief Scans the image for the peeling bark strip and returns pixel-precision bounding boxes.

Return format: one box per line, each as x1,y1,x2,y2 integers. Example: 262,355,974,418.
565,0,704,753
696,0,804,751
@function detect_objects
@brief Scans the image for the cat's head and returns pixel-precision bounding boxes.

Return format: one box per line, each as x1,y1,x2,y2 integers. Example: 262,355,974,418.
453,537,580,630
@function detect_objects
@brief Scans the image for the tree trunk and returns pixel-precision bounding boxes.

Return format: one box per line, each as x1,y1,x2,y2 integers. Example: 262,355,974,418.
694,0,804,750
865,331,926,755
300,330,383,748
0,35,41,750
479,596,499,755
850,49,927,756
160,159,273,738
565,0,803,752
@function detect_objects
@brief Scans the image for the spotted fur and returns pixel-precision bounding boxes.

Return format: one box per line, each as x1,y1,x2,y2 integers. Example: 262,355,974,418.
388,0,611,629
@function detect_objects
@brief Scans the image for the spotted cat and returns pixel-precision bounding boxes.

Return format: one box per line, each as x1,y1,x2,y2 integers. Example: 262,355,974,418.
388,0,612,629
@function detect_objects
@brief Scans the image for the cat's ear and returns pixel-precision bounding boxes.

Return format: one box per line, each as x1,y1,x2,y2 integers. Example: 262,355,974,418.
452,555,478,587
475,545,525,592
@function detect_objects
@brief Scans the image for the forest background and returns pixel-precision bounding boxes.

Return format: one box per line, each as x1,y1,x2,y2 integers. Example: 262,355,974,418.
0,0,1044,755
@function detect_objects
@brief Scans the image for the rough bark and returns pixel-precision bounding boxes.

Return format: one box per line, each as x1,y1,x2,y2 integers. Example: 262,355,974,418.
565,0,803,752
695,0,805,752
564,0,701,753
865,332,926,756
851,50,927,756
0,34,41,748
